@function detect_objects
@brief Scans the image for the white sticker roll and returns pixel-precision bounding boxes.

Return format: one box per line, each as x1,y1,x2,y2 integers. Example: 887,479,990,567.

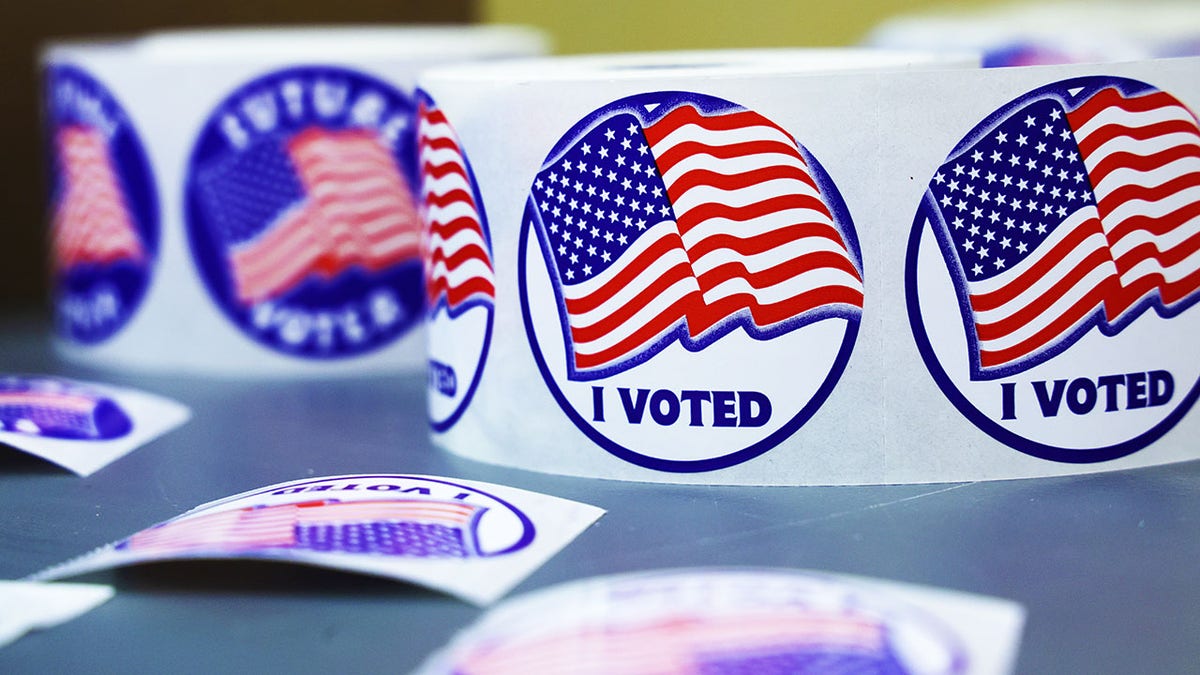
416,50,1200,485
866,1,1200,66
43,26,546,376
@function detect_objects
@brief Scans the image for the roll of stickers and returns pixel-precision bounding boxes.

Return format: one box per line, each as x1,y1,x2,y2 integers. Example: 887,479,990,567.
417,50,1200,485
866,1,1200,67
43,26,546,376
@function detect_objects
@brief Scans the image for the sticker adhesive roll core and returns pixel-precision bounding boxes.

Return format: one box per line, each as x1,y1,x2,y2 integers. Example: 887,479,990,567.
417,50,1200,485
42,26,546,376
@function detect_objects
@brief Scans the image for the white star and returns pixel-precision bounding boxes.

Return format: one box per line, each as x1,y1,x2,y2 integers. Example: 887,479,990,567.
603,231,613,243
1001,175,1013,187
1033,183,1045,195
618,233,628,245
590,226,600,238
953,164,965,176
1049,108,1061,121
984,229,996,242
964,239,975,251
985,171,997,184
614,155,626,167
1004,217,1015,229
978,246,989,259
991,150,1003,162
971,208,983,222
933,172,945,184
1035,142,1047,154
995,258,1006,269
627,122,638,135
581,143,592,155
1052,148,1064,161
972,263,984,275
600,190,611,202
952,216,965,229
569,252,579,263
587,244,596,256
1042,123,1054,135
968,167,980,180
941,194,953,207
598,146,609,159
620,137,632,151
607,170,618,181
997,132,1008,143
637,144,649,156
604,128,615,141
601,251,611,262
636,183,647,195
557,244,566,255
582,264,592,275
1036,223,1048,235
565,268,575,280
1000,237,1012,249
1017,242,1028,254
1024,115,1036,127
592,165,603,178
1020,221,1031,233
621,177,632,190
969,223,980,236
561,159,572,171
1016,134,1028,146
972,150,984,162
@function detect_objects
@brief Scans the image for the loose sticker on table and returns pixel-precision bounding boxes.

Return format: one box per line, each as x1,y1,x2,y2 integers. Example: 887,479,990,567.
417,93,496,431
0,375,189,476
416,568,1025,675
520,91,864,472
45,65,160,345
184,66,426,359
31,474,604,606
907,76,1200,463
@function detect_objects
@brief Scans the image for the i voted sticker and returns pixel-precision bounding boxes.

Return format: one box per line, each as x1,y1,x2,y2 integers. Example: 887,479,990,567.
32,474,604,605
0,376,131,441
417,93,496,432
908,75,1200,462
184,66,425,359
520,91,864,472
45,64,159,345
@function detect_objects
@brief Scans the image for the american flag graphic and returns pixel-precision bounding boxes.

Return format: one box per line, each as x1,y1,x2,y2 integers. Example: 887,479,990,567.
196,127,422,305
0,380,131,441
51,126,145,272
927,83,1200,377
456,611,899,675
530,100,864,378
120,499,484,558
418,101,496,313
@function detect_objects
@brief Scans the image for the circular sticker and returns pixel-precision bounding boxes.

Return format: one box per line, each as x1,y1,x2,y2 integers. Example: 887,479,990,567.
416,92,496,432
185,66,425,359
45,64,160,345
422,569,967,675
520,91,864,472
0,375,132,441
115,475,536,559
907,75,1200,463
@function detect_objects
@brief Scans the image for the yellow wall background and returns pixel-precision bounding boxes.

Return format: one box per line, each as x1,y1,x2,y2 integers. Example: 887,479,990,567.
483,1,1001,54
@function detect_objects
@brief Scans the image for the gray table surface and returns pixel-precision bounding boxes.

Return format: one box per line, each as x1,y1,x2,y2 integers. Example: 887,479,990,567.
0,315,1197,674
